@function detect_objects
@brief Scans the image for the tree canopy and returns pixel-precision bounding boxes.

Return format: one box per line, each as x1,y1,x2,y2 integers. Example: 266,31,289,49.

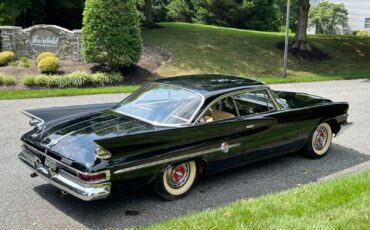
1,0,297,32
309,1,348,34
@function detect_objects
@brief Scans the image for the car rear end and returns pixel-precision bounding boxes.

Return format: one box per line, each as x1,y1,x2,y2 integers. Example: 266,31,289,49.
19,141,112,201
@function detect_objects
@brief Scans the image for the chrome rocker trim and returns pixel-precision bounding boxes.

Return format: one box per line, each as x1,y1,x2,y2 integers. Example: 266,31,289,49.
18,150,111,201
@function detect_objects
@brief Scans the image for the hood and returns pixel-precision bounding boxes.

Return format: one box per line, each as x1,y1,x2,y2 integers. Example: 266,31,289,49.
25,110,156,167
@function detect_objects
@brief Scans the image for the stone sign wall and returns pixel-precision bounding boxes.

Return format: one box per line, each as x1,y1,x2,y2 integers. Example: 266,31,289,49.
0,24,83,61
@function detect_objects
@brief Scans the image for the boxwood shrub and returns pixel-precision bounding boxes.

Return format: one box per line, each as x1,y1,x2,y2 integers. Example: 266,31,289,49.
36,52,56,65
0,51,16,66
38,56,60,73
22,72,123,88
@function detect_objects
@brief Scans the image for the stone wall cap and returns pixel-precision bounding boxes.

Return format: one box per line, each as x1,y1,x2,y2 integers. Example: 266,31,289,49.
0,26,22,30
23,24,73,33
73,29,82,33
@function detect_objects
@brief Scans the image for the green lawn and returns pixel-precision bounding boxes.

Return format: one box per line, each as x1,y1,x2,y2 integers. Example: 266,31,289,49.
0,85,140,100
143,171,370,230
1,72,369,100
142,23,370,79
1,22,370,100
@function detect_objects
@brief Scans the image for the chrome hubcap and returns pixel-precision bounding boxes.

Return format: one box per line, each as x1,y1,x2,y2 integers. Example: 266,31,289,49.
313,127,328,150
166,163,190,189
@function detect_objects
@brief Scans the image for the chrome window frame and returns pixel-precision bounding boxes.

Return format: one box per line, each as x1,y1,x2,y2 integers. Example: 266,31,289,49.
193,87,280,124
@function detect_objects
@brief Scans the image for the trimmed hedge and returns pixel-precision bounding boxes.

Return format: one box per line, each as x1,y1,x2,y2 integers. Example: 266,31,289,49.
36,52,56,65
82,0,142,70
0,74,16,85
0,51,15,66
38,56,60,73
22,71,122,88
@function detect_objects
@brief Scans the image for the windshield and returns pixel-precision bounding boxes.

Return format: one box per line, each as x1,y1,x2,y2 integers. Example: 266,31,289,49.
114,83,203,125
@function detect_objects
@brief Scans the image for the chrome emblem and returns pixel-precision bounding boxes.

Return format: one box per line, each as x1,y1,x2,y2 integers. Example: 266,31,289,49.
220,142,230,153
48,139,59,146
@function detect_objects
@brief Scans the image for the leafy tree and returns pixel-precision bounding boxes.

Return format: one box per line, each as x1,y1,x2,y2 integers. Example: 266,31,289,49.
1,0,32,25
167,0,195,22
242,0,282,31
192,0,282,31
308,1,347,34
143,0,154,26
137,0,170,24
1,0,84,29
292,0,310,50
276,0,298,32
82,0,143,70
0,3,12,26
193,0,254,28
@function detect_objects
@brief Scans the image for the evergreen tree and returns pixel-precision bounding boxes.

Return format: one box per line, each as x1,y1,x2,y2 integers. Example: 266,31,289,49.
82,0,143,70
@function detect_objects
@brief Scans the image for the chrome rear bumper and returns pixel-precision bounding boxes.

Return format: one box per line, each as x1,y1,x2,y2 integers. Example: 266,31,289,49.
18,150,111,201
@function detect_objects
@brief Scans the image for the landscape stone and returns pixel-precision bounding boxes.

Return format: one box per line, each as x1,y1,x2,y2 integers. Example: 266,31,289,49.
0,24,83,61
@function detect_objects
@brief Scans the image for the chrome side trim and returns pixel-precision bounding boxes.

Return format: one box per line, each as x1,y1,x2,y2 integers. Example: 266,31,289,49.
113,143,241,175
18,150,111,201
20,109,45,127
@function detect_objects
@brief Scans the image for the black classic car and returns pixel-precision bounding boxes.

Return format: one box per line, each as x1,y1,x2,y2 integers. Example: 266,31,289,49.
19,75,352,201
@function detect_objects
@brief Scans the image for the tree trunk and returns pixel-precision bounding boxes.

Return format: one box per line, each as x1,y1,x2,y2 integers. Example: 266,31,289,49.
292,0,311,50
143,0,153,27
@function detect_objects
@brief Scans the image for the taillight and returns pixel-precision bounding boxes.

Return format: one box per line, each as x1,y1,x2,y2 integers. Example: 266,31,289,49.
77,172,107,183
94,146,111,159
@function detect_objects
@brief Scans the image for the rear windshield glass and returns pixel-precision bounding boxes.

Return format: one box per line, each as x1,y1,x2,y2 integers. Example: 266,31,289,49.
114,83,202,125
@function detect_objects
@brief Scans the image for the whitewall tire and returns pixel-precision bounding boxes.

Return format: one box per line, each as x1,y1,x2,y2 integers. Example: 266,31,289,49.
303,122,333,158
154,160,197,200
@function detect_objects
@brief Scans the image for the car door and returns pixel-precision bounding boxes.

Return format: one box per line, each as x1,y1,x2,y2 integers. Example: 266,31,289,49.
195,92,277,174
234,89,316,160
231,89,282,161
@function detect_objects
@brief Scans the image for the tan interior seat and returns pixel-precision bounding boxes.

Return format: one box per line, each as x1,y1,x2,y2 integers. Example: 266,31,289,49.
210,110,236,121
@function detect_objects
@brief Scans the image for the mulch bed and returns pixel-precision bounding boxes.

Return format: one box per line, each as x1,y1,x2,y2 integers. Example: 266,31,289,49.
275,41,329,61
0,43,171,90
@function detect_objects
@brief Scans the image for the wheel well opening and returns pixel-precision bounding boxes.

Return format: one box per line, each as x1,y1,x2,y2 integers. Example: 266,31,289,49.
195,159,207,176
326,119,340,134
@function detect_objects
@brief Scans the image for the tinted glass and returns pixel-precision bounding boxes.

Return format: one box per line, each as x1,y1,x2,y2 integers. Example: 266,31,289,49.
114,83,202,125
233,90,275,116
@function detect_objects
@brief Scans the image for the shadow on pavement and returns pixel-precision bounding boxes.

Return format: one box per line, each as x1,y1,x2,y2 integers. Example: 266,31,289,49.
33,144,370,229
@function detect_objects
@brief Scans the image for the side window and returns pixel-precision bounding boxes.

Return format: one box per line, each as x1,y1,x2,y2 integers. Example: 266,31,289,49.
200,97,238,123
232,90,275,116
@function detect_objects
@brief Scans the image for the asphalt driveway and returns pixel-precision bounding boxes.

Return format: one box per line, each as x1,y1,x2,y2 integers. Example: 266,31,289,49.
0,79,369,229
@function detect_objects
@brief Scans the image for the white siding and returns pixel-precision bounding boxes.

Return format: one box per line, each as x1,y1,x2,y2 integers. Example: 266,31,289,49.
310,0,370,34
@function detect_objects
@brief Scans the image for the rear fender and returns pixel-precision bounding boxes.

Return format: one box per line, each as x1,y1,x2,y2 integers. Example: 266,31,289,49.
21,103,116,127
94,117,277,161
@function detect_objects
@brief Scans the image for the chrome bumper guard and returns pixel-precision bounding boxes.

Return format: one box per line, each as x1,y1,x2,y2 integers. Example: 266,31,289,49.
336,121,353,137
18,150,111,201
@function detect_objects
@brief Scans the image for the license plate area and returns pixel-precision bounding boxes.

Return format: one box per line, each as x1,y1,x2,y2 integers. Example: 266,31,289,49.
44,157,58,171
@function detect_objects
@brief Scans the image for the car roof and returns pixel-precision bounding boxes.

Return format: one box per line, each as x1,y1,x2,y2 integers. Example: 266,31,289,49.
154,74,266,97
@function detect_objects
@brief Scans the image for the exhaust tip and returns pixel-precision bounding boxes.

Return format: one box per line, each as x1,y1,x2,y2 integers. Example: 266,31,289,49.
30,172,38,178
60,190,68,197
